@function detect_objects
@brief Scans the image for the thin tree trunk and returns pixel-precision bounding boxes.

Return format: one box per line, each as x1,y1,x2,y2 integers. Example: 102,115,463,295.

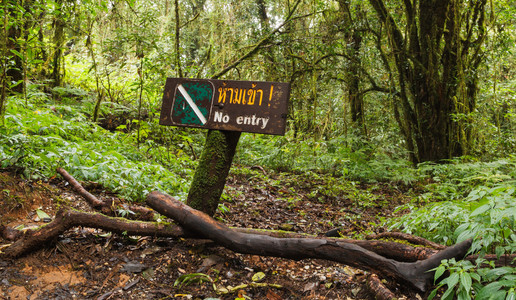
0,0,8,124
174,0,182,78
5,0,23,94
51,0,65,87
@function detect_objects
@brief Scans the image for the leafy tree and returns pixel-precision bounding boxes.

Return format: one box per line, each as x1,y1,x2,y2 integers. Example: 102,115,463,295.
368,0,491,163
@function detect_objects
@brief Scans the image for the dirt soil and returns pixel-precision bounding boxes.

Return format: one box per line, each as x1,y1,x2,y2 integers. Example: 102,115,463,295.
0,168,425,300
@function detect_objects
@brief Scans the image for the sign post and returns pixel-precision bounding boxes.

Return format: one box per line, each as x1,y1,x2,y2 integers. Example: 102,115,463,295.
160,78,291,216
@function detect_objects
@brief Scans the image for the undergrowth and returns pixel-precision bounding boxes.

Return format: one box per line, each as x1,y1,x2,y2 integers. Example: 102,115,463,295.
235,133,419,184
0,95,195,202
387,158,516,299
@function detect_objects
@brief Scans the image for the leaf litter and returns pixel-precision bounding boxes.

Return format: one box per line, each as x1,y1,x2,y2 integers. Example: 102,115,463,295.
0,169,422,299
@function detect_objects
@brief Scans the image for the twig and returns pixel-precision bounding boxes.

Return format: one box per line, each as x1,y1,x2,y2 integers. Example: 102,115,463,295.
2,208,184,258
57,167,104,208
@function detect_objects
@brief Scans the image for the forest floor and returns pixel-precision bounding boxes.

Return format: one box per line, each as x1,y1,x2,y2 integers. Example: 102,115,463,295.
0,167,426,299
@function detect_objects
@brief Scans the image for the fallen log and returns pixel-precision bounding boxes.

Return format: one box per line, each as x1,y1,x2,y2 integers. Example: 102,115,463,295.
239,228,438,262
146,191,472,292
366,232,447,250
1,211,438,264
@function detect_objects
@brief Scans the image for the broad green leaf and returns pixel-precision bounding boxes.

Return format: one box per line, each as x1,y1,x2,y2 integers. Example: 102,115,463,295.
36,209,51,220
447,272,459,289
434,265,446,282
441,286,455,300
460,272,472,293
476,282,503,299
471,204,490,217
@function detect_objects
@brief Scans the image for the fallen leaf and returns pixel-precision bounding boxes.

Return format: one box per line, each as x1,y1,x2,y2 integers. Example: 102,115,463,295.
303,281,317,292
252,271,266,282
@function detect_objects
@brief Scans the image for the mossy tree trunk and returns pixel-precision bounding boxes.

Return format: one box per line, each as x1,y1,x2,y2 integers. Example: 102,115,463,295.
186,130,241,216
368,0,488,163
51,0,65,87
337,1,366,135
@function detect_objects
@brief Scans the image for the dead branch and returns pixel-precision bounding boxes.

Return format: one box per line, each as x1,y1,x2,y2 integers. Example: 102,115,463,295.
2,208,184,258
146,190,472,292
238,228,438,262
57,167,105,208
1,225,22,241
57,167,156,220
366,232,447,250
2,210,437,263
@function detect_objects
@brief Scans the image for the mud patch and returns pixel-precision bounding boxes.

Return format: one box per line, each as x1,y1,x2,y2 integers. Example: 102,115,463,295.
5,264,86,299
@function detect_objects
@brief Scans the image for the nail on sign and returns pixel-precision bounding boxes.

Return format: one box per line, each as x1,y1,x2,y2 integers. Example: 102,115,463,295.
160,78,290,135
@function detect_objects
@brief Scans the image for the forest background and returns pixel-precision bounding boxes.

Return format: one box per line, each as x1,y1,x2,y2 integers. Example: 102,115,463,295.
0,0,515,298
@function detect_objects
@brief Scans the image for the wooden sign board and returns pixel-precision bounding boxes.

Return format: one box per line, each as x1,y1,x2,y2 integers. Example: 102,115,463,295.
159,78,290,135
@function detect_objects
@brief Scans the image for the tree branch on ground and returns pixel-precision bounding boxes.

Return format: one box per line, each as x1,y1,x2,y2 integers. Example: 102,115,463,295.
146,190,472,292
57,167,156,221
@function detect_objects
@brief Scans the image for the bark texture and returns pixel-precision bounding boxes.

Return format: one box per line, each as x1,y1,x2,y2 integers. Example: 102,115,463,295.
186,130,241,216
368,0,487,162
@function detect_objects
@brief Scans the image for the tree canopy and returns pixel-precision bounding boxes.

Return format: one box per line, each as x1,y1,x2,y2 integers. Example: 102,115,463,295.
1,0,514,162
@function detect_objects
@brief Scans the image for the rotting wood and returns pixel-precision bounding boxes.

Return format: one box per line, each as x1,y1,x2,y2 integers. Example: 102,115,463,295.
366,232,447,250
0,225,22,241
367,274,397,300
146,190,472,292
238,227,438,262
1,212,439,263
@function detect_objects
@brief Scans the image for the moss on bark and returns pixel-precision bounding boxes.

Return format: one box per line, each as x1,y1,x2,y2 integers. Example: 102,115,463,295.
186,130,241,216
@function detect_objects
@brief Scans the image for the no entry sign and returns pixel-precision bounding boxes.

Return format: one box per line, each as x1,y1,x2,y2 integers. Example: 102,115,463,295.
160,78,290,135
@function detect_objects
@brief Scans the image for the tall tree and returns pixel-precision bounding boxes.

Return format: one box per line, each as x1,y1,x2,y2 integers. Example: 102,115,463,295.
368,0,489,163
50,0,66,87
3,0,25,95
337,0,366,135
